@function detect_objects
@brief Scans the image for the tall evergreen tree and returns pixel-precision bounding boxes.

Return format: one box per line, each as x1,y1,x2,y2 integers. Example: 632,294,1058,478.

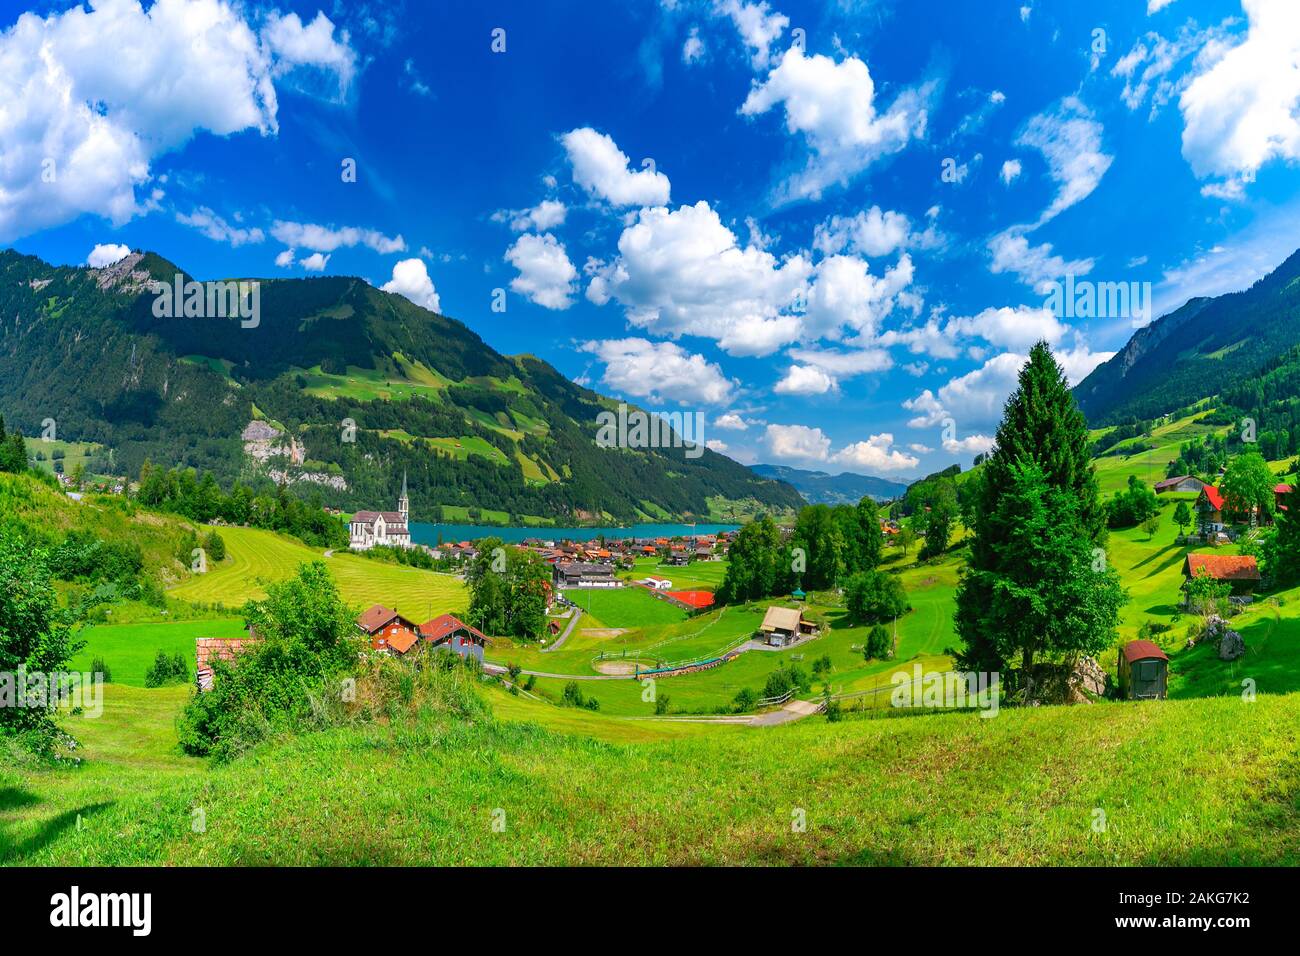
956,342,1111,675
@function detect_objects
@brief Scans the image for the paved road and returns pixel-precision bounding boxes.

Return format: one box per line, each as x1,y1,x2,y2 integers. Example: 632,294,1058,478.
540,607,582,653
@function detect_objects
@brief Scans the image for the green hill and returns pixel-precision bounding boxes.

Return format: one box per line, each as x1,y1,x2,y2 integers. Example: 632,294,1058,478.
0,249,802,523
1074,247,1300,424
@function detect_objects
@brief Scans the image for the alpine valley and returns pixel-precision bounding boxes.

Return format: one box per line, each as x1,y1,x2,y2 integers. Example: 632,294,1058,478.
0,249,804,524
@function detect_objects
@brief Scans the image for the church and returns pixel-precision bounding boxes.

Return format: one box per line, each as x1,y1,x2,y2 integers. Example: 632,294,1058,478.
349,473,414,551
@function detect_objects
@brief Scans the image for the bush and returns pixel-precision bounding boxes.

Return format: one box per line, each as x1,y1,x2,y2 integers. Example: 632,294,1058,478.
654,694,670,715
811,653,832,676
732,687,757,712
762,663,810,700
202,529,226,562
89,656,112,683
143,650,187,687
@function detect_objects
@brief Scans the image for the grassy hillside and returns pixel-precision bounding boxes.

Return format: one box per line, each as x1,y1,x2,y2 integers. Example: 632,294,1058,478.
168,525,466,616
4,682,1296,865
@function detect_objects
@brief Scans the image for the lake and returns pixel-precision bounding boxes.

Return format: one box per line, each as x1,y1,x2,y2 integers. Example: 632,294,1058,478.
410,521,739,545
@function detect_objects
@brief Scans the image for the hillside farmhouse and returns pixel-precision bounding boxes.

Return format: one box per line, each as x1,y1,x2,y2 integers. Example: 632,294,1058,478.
757,606,818,647
1182,553,1261,597
554,561,617,588
355,605,488,661
1154,475,1204,494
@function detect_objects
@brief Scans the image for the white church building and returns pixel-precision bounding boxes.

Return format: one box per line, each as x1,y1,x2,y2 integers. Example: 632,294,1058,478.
349,473,414,551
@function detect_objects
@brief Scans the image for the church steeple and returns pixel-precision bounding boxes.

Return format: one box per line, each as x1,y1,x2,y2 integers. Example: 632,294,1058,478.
398,470,409,521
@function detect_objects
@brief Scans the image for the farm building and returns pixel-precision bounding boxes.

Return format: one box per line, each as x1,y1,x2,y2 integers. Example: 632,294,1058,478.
1194,485,1229,533
1117,640,1169,700
356,605,421,653
1154,475,1204,494
194,633,261,692
1182,553,1261,596
757,606,817,647
554,561,617,588
419,614,487,662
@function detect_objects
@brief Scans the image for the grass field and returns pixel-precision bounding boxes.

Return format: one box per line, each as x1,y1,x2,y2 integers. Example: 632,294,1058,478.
69,619,248,687
168,525,466,616
4,680,1297,865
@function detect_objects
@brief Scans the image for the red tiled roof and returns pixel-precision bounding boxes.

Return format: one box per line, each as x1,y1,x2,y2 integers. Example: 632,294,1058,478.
419,613,488,644
667,590,715,609
386,629,420,654
356,604,414,634
1121,640,1168,664
195,637,260,691
1200,486,1226,511
1275,484,1294,494
1183,553,1260,581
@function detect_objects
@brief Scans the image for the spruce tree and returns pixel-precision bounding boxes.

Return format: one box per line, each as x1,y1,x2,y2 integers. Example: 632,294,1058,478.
956,342,1111,675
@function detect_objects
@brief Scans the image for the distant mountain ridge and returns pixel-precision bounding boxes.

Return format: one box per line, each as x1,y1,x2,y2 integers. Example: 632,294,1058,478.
0,248,803,523
751,463,908,504
1074,248,1300,424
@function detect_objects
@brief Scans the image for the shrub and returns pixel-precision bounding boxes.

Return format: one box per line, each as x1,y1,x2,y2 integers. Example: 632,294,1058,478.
732,687,757,712
654,694,670,715
143,650,188,687
89,656,112,684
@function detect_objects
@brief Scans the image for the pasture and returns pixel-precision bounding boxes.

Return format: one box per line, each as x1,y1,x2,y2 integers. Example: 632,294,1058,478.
168,525,466,616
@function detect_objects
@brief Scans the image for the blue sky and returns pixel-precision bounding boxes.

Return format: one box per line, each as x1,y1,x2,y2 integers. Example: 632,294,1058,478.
5,0,1300,480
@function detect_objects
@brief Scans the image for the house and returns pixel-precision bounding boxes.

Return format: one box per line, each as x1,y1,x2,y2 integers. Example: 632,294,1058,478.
1117,640,1168,700
1194,485,1229,533
554,561,618,588
642,576,672,590
356,604,420,653
665,550,690,566
1276,484,1294,512
1182,553,1261,596
757,606,818,647
419,614,487,662
1155,475,1205,494
195,631,261,692
349,473,413,551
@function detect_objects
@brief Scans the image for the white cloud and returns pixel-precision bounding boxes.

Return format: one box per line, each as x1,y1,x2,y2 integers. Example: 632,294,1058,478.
270,221,405,254
706,439,728,452
740,47,932,202
988,228,1094,292
762,423,917,472
714,412,751,430
497,199,567,232
946,305,1068,351
1000,159,1022,185
1149,0,1179,12
86,243,130,268
275,248,295,267
1112,24,1224,117
505,233,578,309
581,338,734,405
586,200,811,356
878,314,962,360
1179,0,1300,198
381,258,441,312
902,389,948,428
763,423,832,462
812,206,912,257
560,127,671,207
300,252,330,271
1016,97,1112,224
176,206,264,246
787,345,893,381
908,442,933,453
773,364,836,395
833,433,920,472
942,434,995,454
802,253,914,341
683,25,705,64
0,0,355,243
715,0,788,69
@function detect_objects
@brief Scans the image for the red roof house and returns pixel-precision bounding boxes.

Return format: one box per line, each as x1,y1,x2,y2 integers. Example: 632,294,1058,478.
356,604,420,654
419,613,488,661
1182,553,1261,594
195,633,261,692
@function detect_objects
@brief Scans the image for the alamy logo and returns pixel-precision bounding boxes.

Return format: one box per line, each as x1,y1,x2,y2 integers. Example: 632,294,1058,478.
151,274,260,328
50,886,151,936
1043,274,1152,325
0,671,103,718
891,665,1000,718
595,403,705,459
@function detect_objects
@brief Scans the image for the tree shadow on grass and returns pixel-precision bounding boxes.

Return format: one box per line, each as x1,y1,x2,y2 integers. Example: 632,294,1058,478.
0,789,114,863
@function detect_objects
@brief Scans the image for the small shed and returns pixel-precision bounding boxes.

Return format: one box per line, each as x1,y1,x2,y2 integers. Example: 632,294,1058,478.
1118,640,1168,700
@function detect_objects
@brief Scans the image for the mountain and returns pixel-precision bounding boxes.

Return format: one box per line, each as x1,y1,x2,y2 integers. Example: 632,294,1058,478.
0,249,803,523
751,463,907,504
1074,248,1300,424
